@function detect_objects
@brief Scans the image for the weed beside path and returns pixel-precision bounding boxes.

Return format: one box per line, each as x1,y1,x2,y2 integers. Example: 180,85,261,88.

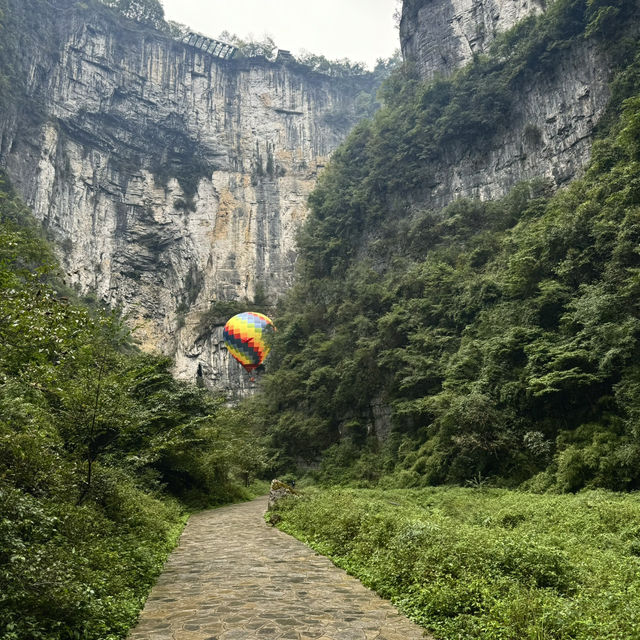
273,487,640,640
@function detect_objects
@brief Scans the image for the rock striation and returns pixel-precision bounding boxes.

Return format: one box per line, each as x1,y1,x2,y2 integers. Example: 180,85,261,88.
425,41,610,208
399,0,612,213
0,0,375,396
400,0,546,81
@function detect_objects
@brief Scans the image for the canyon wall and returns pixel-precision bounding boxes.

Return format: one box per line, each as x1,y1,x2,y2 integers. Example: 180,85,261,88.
0,0,375,395
399,0,611,211
0,0,618,400
400,0,546,81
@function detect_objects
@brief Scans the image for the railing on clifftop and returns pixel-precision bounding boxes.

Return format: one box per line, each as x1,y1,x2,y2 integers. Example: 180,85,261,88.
182,32,237,60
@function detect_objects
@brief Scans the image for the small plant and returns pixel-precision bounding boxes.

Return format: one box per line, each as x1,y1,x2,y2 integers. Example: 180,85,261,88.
465,472,490,489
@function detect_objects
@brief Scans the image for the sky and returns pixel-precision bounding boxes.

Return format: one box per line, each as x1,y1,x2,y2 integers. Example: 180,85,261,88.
161,0,401,69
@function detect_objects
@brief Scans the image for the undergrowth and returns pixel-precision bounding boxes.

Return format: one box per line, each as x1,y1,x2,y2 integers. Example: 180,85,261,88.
273,487,640,640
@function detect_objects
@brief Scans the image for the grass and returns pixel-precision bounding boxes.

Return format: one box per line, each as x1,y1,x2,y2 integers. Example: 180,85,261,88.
272,487,640,640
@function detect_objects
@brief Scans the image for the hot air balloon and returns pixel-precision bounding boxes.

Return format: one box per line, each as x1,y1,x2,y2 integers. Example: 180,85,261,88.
223,312,275,376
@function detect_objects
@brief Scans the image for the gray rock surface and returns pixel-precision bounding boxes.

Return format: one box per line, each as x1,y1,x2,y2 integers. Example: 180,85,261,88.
0,0,374,396
0,0,616,401
400,0,546,81
399,0,611,214
424,41,610,208
267,479,299,511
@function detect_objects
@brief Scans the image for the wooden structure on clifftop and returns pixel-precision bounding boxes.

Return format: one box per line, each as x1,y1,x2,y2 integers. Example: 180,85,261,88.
275,49,296,64
182,32,237,60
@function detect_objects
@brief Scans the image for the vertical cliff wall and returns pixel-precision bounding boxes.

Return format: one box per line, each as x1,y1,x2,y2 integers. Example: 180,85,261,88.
1,0,620,401
0,0,376,396
399,0,612,212
400,0,546,81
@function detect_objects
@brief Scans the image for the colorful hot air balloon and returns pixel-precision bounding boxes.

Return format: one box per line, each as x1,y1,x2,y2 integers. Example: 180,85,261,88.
223,312,275,374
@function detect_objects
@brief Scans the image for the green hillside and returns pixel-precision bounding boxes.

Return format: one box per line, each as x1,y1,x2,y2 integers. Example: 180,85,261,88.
255,0,640,491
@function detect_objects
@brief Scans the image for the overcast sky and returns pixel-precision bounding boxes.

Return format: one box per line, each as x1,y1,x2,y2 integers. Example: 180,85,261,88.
162,0,401,69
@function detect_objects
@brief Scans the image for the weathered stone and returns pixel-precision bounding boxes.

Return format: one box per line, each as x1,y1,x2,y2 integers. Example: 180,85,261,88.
267,479,299,512
0,0,375,398
400,0,546,81
0,0,616,407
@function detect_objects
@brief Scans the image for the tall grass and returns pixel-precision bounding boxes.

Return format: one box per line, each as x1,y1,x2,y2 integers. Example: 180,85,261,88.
273,488,640,640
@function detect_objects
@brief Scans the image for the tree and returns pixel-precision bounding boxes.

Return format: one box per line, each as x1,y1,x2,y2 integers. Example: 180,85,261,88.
52,314,138,504
218,31,277,60
297,50,367,77
101,0,165,29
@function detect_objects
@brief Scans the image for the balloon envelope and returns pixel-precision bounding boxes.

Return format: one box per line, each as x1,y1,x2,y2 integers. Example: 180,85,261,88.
223,312,275,373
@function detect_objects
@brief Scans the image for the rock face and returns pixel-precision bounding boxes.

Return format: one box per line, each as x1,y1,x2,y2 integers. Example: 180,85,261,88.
0,0,375,396
399,0,611,212
426,41,610,207
0,0,616,399
400,0,546,81
267,479,299,512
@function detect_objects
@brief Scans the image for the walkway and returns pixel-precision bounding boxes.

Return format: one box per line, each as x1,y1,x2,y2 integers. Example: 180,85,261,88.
128,496,427,640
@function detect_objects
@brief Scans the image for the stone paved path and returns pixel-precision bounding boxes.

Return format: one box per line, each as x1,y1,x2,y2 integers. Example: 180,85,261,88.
129,496,427,640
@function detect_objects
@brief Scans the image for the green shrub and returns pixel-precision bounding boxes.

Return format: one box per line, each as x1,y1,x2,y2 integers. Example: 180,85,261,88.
259,18,640,491
0,483,185,640
274,487,640,640
0,173,269,638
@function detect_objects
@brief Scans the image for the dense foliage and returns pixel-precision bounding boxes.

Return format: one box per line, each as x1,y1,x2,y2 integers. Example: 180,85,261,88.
255,0,640,490
0,175,267,639
99,0,165,29
273,487,640,640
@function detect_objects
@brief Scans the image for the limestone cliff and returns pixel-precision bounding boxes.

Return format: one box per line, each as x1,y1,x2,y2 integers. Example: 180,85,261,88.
0,0,375,396
399,0,611,211
421,42,609,207
400,0,546,81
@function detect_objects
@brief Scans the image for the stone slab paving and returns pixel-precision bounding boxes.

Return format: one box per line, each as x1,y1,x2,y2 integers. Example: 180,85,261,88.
129,496,428,640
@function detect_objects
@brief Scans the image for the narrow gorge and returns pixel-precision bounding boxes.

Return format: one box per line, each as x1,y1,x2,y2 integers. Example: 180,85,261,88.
0,0,622,398
3,1,640,639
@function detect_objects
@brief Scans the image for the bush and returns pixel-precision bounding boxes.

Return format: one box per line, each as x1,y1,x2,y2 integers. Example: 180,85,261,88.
258,11,640,491
0,173,269,638
0,483,185,640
